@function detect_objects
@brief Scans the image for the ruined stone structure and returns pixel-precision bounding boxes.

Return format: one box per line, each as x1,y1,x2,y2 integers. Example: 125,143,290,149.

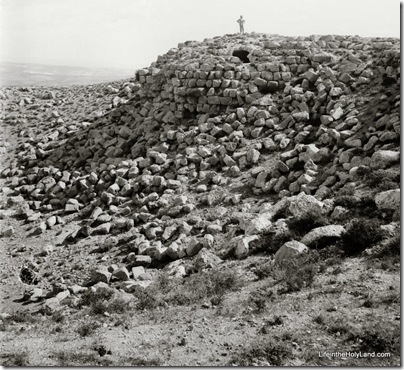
1,33,400,267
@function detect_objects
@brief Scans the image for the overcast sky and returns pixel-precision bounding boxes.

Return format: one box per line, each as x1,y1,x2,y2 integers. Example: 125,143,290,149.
0,0,400,71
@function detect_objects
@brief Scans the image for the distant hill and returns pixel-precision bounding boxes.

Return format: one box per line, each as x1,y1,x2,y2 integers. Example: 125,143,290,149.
0,62,134,86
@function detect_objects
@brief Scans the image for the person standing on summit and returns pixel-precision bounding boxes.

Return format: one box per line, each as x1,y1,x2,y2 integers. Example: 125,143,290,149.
237,15,245,35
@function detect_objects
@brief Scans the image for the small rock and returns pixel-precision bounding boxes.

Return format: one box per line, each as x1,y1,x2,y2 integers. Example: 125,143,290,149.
46,216,57,228
0,226,14,237
38,244,54,256
132,266,146,280
65,199,81,213
235,235,259,259
186,237,203,257
68,284,87,294
194,248,223,271
93,222,112,235
133,255,152,266
112,267,131,281
121,280,152,292
164,260,186,277
91,267,112,284
28,287,44,302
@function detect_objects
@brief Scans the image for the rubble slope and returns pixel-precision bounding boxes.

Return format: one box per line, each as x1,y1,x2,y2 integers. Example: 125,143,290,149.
0,33,400,366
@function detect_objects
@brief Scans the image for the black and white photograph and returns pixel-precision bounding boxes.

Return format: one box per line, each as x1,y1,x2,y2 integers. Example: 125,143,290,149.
0,0,400,366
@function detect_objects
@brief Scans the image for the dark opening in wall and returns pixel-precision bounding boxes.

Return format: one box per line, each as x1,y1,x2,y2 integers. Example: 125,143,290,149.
258,85,273,94
258,82,282,94
183,108,197,119
232,50,250,63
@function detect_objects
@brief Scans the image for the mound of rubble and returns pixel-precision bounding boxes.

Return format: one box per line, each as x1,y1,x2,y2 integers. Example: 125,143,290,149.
0,33,400,293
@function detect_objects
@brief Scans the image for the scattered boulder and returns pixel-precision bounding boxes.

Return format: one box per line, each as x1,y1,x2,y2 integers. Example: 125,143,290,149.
300,225,345,248
43,290,71,313
132,266,146,280
68,284,87,295
370,150,400,169
23,287,44,302
288,193,324,219
275,240,308,263
375,189,400,211
91,267,112,284
244,214,272,235
112,266,131,281
194,248,223,271
121,280,152,292
235,235,260,259
164,260,187,277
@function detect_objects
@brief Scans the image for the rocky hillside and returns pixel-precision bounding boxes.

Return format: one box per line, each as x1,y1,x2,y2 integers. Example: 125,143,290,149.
0,33,400,366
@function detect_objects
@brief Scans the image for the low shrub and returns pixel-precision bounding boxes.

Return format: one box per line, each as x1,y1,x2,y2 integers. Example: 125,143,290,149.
327,323,354,337
228,337,290,366
375,234,400,257
365,169,400,191
334,195,379,219
282,264,316,293
264,315,283,326
313,315,325,325
133,288,160,311
79,287,130,315
51,325,63,333
355,165,372,178
1,351,29,366
51,311,65,323
107,298,129,314
332,266,343,275
164,268,243,306
380,291,400,305
130,268,244,309
323,255,344,268
340,218,384,256
89,300,109,315
54,350,114,366
79,287,114,308
337,185,356,196
249,289,272,312
254,261,274,280
356,325,400,354
76,321,100,337
126,357,162,366
333,195,359,209
210,269,242,296
276,253,318,293
54,349,163,366
9,311,38,323
153,272,173,294
112,312,132,329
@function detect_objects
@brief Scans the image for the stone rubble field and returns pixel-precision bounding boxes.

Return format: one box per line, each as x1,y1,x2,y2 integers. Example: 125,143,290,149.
0,33,400,366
